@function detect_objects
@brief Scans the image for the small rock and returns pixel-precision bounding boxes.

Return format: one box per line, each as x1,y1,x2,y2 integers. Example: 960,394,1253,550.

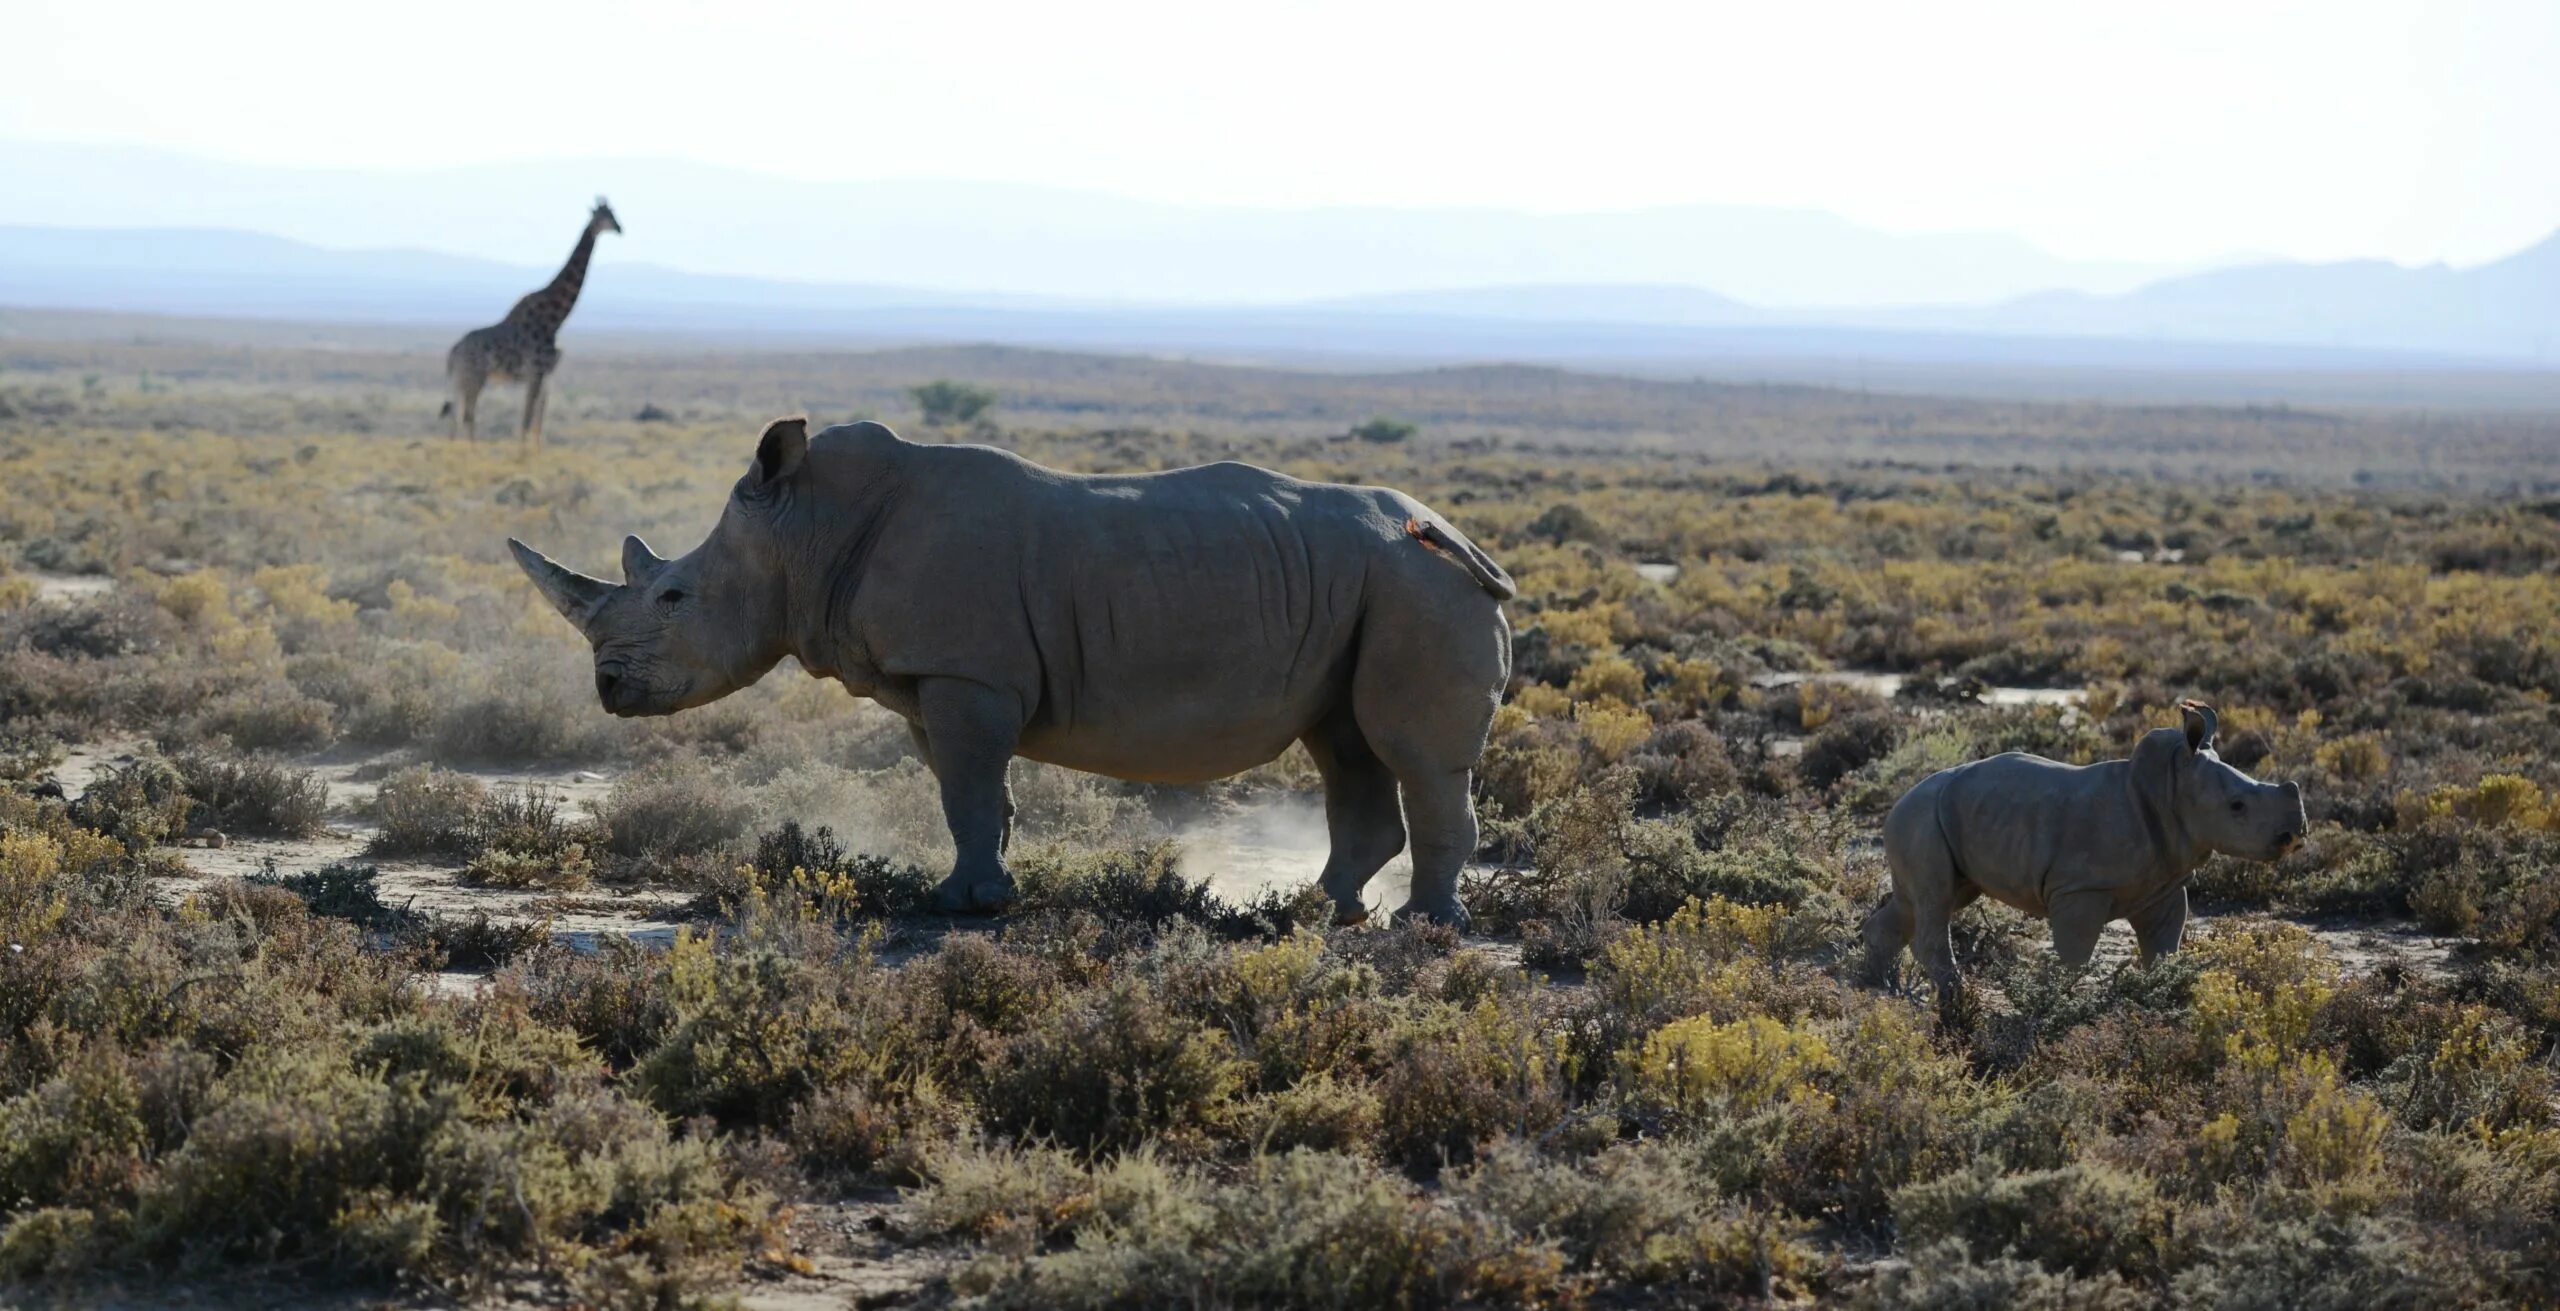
573,771,606,783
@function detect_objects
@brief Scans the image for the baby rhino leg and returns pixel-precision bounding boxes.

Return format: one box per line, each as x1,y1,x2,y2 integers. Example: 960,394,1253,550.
2128,885,2188,963
2047,890,2116,970
1859,892,1914,986
1881,802,1968,1010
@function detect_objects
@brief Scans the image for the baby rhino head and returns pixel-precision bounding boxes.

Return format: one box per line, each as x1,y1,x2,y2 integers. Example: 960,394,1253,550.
2158,700,2307,862
508,417,808,716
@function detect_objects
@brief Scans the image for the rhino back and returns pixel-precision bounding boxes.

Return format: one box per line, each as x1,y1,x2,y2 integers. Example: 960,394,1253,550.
852,447,1446,780
1933,752,2147,912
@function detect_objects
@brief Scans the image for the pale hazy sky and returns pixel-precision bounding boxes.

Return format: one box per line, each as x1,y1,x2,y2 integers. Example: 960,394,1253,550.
9,0,2555,267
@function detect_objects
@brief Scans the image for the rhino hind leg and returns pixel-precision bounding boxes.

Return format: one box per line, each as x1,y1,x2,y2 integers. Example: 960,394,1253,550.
1302,710,1408,925
916,678,1025,913
1390,766,1476,929
1347,587,1505,930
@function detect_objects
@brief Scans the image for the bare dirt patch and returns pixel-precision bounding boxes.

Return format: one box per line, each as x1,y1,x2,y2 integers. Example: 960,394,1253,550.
56,739,685,952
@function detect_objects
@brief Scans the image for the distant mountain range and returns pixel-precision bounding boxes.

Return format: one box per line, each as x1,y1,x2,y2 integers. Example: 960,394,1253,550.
0,140,2203,308
0,139,2550,369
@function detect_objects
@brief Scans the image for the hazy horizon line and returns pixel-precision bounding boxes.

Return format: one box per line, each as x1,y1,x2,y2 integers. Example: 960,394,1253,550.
0,135,2443,273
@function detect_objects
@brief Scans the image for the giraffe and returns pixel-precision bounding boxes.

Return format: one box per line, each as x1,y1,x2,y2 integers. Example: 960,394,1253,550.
441,198,621,446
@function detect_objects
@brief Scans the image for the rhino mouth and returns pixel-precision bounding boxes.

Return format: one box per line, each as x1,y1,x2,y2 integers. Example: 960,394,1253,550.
595,664,690,717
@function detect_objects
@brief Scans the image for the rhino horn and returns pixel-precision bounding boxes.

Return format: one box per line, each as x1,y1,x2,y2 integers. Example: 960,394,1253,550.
509,538,617,630
621,534,669,585
2178,699,2219,752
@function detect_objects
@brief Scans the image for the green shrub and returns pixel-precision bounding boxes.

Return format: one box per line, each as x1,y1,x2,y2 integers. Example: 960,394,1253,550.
1894,1161,2172,1280
191,685,336,752
911,380,996,426
788,1077,966,1187
985,975,1246,1153
1236,1075,1382,1156
251,860,418,932
1850,1240,2150,1310
367,765,490,857
1449,1139,1814,1295
955,1148,1575,1309
2165,1210,2502,1310
631,932,894,1128
67,756,192,851
1800,708,1902,791
454,785,600,889
737,820,936,918
596,762,752,860
1374,992,1570,1176
173,750,329,837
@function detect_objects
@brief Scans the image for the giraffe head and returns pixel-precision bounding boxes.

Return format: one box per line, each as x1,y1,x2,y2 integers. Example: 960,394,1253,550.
589,198,623,236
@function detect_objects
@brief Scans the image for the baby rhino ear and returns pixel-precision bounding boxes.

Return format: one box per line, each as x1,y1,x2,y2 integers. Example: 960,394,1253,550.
750,416,808,487
2179,699,2219,753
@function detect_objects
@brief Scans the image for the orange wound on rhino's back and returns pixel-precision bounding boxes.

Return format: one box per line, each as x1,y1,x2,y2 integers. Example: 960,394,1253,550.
1405,517,1447,553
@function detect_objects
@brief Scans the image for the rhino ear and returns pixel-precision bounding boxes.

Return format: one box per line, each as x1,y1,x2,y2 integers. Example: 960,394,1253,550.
508,538,616,631
750,416,809,488
2131,726,2186,823
2179,700,2219,753
621,534,668,585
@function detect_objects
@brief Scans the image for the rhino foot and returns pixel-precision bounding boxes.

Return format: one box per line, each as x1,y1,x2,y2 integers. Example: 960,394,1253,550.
933,870,1017,914
1330,901,1372,928
1392,898,1471,931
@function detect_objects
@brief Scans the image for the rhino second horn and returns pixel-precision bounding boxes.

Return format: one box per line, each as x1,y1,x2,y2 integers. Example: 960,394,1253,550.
622,535,669,585
508,538,617,629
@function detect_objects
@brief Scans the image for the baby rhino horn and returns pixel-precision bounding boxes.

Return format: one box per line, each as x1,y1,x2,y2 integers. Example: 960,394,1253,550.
622,535,669,584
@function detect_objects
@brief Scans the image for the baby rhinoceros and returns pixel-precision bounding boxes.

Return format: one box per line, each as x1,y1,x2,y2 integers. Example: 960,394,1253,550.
1861,700,2305,1006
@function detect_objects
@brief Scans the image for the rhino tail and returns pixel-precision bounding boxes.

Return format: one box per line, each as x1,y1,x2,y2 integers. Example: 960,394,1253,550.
1406,518,1517,601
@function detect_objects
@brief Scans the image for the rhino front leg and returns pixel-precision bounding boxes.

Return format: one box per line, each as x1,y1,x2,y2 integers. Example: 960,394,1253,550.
917,678,1025,912
1859,893,1913,987
2128,885,2187,962
912,719,1016,856
1908,894,1962,1014
2048,890,2115,970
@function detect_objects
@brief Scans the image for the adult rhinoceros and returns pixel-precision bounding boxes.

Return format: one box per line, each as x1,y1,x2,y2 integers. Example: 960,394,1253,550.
1862,700,2306,1010
509,417,1514,925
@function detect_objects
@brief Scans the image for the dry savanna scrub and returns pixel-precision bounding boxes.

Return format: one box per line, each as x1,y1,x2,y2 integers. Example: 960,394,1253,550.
0,338,2557,1306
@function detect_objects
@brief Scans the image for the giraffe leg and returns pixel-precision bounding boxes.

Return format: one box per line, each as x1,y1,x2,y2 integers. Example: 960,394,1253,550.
459,378,482,442
522,372,550,448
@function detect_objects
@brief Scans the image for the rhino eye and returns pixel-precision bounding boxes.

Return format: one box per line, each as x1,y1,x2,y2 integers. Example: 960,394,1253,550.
657,588,687,607
2228,799,2248,815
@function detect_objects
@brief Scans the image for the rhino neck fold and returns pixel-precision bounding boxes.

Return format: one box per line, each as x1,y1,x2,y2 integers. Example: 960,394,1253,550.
782,482,902,687
2126,759,2206,884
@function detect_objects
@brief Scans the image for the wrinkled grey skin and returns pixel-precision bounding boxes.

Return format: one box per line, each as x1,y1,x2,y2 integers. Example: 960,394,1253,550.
1862,701,2306,1008
510,417,1513,925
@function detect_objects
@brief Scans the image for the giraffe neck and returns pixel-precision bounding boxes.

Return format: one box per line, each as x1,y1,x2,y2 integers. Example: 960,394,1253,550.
514,224,601,338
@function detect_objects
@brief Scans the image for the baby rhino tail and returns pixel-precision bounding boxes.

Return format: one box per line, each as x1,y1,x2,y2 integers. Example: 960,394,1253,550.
439,400,455,418
1406,518,1517,601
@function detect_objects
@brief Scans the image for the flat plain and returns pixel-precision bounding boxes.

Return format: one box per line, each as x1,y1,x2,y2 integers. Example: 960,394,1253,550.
3,333,2559,1307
